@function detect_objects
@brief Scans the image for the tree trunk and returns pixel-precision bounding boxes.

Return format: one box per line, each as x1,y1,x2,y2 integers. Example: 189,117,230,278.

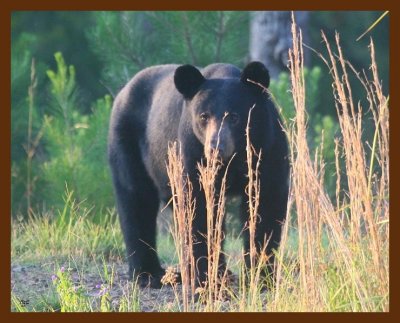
249,11,309,78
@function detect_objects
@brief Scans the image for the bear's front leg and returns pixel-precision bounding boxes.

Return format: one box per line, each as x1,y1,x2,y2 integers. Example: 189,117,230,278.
190,187,209,287
109,136,165,288
189,171,229,288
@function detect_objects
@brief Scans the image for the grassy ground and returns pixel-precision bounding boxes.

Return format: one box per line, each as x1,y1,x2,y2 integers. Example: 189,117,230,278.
11,199,388,312
10,203,265,312
11,200,177,312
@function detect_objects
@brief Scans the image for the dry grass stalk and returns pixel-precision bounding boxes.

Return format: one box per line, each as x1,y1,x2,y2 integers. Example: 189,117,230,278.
245,106,261,274
243,106,270,308
287,16,325,310
166,142,196,311
197,118,232,310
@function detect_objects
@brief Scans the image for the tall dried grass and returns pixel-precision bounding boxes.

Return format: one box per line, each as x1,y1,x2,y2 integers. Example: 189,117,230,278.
196,131,231,310
271,14,389,311
165,15,389,312
166,142,196,311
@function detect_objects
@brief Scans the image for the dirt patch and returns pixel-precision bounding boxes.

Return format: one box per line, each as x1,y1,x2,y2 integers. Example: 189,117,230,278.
11,261,238,312
11,261,186,312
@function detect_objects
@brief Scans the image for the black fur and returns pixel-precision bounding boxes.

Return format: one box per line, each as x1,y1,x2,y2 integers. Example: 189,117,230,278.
108,62,289,288
240,61,270,91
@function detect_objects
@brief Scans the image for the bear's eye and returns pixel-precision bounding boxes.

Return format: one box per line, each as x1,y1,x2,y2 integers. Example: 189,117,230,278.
229,113,240,125
200,112,210,123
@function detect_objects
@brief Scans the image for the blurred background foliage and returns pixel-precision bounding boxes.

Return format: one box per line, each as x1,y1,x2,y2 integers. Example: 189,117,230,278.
11,11,389,218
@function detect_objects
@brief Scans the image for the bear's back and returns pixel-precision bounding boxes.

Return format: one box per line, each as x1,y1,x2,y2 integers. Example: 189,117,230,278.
201,63,241,80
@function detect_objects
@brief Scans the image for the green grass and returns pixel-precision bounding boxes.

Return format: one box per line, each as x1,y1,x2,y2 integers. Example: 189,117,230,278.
12,190,124,264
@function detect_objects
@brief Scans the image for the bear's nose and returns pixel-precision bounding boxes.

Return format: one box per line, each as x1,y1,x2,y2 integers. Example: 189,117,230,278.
210,145,225,160
210,138,224,154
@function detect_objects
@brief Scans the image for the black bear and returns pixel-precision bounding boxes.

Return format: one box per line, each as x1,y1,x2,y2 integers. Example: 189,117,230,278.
108,62,289,288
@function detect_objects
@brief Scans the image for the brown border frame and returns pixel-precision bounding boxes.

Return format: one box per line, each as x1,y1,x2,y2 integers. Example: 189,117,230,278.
2,1,397,322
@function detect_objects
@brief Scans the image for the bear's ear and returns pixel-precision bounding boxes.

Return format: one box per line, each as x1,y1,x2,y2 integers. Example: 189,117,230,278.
174,64,206,99
240,61,270,92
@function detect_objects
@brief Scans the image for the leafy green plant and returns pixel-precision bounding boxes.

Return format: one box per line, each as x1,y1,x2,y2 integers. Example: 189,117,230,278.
52,266,91,312
41,52,113,211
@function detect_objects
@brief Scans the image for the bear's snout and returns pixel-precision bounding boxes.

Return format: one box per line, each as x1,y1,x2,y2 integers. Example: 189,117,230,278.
205,124,235,162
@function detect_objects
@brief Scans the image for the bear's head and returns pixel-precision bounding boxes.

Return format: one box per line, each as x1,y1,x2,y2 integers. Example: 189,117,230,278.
174,61,270,162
